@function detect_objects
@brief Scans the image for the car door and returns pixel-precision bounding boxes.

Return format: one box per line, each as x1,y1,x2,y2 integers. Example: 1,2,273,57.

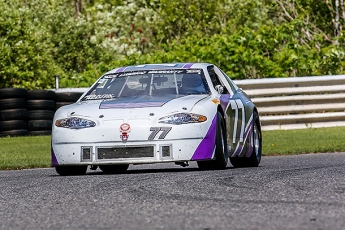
209,65,255,156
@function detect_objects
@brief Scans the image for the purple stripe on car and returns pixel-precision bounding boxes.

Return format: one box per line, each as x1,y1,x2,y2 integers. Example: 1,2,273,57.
220,94,230,112
51,147,59,166
115,66,127,73
191,115,217,160
182,63,194,68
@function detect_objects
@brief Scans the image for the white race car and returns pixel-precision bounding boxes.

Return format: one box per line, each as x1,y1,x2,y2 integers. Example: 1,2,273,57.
52,63,262,176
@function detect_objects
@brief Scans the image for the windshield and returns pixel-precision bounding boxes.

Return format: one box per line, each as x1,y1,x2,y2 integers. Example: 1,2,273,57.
82,69,210,101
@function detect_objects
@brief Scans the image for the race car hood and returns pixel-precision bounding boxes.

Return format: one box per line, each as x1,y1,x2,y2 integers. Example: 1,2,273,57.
64,94,210,118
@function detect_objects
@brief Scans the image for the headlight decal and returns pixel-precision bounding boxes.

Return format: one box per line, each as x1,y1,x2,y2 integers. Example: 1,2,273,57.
55,117,96,129
158,113,207,125
190,114,217,160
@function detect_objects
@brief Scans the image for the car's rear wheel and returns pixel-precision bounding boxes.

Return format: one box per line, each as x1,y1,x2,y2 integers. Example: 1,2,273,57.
197,112,228,170
55,166,87,176
99,164,129,174
230,111,262,167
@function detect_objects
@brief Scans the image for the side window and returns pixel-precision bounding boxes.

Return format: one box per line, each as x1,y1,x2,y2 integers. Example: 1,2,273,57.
207,66,229,94
219,69,238,93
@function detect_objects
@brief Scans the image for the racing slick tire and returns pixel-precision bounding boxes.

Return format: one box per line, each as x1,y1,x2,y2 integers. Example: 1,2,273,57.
28,130,52,136
0,120,27,131
27,99,56,110
28,110,55,120
55,166,87,176
0,109,28,121
28,120,53,131
99,164,129,174
27,90,56,100
197,112,228,170
0,129,28,137
0,98,27,109
230,111,262,168
0,88,27,99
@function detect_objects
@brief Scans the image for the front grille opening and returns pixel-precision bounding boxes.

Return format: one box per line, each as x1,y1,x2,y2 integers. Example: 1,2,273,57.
161,145,171,158
97,146,154,159
81,147,92,162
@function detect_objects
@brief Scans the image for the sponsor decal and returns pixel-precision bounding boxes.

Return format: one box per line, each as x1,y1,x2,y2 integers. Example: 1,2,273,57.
118,71,147,77
186,69,201,74
120,123,131,141
104,68,202,79
211,98,220,104
147,70,183,74
84,94,114,100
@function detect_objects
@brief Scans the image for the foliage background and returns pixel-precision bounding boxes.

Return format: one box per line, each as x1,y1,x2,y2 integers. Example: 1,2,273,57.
1,0,345,89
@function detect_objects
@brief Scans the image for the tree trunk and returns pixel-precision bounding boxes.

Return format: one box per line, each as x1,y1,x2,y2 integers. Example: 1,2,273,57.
74,0,82,18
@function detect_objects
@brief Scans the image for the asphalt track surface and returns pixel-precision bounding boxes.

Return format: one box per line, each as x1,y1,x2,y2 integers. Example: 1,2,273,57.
1,152,345,230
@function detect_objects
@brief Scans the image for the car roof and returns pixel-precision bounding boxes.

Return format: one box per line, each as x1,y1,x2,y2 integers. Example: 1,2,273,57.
104,63,213,75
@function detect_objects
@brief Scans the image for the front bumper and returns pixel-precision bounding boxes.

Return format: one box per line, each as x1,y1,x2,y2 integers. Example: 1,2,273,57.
52,138,215,166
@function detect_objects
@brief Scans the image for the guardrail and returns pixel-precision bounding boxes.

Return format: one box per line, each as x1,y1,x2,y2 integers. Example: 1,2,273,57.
53,75,345,131
234,75,345,130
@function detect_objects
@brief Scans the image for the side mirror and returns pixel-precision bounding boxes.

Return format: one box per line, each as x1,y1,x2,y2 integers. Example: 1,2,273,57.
215,85,224,94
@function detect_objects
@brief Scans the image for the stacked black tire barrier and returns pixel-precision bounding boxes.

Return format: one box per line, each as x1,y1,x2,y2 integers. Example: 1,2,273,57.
0,88,28,137
0,88,84,137
27,90,56,136
55,91,83,110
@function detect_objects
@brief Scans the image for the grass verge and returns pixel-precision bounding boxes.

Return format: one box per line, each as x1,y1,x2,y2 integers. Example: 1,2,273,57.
0,135,51,170
262,126,345,155
1,126,345,170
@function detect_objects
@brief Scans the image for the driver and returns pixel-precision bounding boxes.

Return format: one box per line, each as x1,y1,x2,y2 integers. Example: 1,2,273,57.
181,74,206,93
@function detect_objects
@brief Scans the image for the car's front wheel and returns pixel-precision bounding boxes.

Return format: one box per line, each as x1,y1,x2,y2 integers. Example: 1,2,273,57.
55,166,87,176
99,164,129,174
